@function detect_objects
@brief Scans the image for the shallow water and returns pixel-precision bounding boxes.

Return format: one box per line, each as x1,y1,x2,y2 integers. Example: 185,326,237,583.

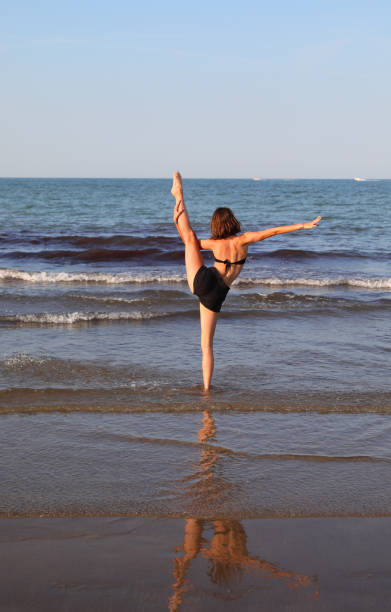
2,411,391,518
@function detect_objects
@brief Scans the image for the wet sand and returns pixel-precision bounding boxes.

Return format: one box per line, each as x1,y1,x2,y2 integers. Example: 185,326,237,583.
1,516,391,611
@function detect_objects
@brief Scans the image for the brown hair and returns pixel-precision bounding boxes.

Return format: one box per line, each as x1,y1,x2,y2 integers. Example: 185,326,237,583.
210,207,241,240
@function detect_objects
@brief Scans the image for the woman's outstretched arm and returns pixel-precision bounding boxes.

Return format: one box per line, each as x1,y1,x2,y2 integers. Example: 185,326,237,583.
240,216,321,244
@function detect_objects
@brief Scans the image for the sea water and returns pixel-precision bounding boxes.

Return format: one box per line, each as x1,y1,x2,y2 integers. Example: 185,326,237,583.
0,178,390,517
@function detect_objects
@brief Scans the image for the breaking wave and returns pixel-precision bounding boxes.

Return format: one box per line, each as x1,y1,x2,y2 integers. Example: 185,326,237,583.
235,276,391,290
0,311,173,325
1,267,390,289
0,268,186,284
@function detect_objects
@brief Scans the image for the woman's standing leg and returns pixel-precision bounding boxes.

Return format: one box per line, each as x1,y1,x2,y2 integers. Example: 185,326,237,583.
171,172,203,292
199,303,218,391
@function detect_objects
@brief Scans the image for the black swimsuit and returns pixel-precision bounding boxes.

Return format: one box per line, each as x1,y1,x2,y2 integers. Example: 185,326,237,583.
193,256,246,313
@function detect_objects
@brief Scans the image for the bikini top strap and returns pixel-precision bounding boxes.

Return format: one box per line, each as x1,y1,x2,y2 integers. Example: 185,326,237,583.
214,256,247,270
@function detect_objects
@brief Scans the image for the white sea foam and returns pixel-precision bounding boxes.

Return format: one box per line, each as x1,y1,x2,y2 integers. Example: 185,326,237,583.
235,276,391,290
0,268,186,284
3,353,46,368
1,267,390,290
1,311,169,324
69,294,146,304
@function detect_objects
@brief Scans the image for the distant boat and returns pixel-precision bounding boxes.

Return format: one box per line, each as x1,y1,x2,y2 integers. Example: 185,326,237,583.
353,177,366,182
252,177,262,181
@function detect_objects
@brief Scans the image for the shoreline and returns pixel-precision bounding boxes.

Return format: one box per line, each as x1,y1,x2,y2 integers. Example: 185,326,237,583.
3,511,391,519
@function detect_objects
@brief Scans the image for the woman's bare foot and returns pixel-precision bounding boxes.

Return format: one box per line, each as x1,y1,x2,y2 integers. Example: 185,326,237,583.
171,171,184,201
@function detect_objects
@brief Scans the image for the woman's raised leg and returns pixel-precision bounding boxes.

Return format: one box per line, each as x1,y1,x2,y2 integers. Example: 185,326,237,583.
171,172,203,293
199,303,219,391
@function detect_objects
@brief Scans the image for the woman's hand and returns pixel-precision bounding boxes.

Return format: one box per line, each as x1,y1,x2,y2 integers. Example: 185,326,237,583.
303,216,322,229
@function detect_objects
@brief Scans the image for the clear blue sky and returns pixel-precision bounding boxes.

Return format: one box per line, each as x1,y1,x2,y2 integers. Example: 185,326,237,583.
1,0,390,177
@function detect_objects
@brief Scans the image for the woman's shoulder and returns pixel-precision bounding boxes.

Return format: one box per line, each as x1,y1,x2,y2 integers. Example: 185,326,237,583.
199,237,217,250
234,233,248,246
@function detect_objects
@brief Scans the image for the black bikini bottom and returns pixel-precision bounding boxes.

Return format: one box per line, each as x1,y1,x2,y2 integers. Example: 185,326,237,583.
193,266,230,313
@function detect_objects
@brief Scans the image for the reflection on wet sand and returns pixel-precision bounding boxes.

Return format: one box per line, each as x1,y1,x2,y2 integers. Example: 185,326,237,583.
169,411,318,611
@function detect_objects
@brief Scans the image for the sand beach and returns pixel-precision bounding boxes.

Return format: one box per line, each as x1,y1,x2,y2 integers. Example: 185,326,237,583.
2,516,391,611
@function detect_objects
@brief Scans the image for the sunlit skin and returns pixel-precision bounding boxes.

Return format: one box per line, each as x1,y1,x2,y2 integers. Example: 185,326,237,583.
168,411,318,611
171,171,321,391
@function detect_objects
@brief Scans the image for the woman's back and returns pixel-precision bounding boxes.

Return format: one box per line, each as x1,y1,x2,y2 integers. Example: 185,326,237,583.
211,235,248,286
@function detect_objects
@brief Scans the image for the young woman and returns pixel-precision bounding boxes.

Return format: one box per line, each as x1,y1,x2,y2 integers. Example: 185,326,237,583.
171,172,321,392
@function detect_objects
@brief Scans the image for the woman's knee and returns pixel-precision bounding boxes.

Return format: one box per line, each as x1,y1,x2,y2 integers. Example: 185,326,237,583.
201,336,213,353
184,228,198,246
